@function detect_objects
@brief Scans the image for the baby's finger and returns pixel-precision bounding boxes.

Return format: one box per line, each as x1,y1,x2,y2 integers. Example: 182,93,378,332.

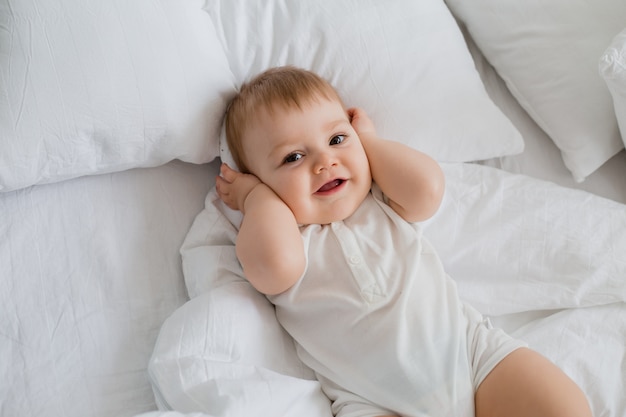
216,174,228,187
220,163,240,182
215,176,231,197
353,107,371,123
348,108,376,136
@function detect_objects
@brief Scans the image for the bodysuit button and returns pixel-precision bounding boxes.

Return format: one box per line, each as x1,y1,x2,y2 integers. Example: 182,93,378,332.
349,256,361,265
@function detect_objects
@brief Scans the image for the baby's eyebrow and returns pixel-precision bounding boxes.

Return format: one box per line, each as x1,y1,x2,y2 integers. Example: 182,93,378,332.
325,119,350,131
268,141,296,160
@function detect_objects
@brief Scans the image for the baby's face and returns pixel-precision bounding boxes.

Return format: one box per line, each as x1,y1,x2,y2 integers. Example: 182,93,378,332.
242,97,372,225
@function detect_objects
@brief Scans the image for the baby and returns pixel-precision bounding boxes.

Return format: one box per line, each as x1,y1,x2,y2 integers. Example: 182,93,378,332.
216,66,592,417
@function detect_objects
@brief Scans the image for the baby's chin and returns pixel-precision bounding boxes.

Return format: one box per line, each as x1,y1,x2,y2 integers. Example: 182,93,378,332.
295,199,365,226
297,213,352,226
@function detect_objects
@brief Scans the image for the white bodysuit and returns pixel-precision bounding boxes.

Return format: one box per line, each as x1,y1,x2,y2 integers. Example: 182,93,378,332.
268,185,525,417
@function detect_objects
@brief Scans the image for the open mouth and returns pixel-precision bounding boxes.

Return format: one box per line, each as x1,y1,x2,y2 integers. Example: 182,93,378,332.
316,179,346,194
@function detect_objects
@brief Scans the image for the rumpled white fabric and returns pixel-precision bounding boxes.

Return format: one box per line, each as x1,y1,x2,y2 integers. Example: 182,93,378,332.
148,284,332,417
427,164,626,315
135,413,217,417
0,161,216,417
148,162,626,417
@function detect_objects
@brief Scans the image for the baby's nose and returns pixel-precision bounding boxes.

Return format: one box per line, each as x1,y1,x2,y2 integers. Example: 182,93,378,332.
314,153,337,173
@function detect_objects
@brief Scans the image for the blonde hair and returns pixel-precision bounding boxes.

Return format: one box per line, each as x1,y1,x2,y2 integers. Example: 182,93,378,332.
224,66,344,173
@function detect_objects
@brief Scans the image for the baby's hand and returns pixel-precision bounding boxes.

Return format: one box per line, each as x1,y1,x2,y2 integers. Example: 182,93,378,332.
215,163,262,213
347,107,377,140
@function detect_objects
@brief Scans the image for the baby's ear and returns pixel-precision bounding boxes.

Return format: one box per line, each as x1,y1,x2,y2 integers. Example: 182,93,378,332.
219,123,240,173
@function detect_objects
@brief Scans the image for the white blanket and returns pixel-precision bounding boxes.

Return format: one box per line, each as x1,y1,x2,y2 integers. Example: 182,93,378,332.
147,163,626,417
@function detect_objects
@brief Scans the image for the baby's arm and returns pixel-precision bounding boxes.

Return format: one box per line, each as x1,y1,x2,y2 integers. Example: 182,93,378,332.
216,163,305,295
349,108,445,222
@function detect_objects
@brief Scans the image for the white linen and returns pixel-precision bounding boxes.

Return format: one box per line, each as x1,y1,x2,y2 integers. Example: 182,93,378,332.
205,0,524,164
461,23,626,204
0,161,217,417
504,303,626,416
601,28,626,148
150,162,626,417
136,413,214,417
445,0,626,181
149,284,332,417
0,0,234,192
426,164,626,316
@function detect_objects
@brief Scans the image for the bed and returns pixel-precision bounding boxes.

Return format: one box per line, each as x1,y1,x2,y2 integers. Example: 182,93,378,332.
1,1,625,417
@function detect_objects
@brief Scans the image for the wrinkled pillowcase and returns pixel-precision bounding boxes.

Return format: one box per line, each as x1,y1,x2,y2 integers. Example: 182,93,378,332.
0,0,234,192
600,28,626,149
205,0,524,164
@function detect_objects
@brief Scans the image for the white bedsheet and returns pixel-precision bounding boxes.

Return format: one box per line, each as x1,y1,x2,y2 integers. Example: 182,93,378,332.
148,162,626,417
0,161,217,417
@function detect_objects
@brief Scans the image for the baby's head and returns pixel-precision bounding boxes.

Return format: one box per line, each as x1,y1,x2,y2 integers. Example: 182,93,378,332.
225,66,345,174
224,66,372,225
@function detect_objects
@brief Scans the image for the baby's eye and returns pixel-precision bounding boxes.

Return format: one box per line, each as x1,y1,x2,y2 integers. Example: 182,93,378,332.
329,135,345,145
283,152,303,164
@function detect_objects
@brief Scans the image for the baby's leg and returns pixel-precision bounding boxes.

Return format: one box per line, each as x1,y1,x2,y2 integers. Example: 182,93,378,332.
475,347,592,417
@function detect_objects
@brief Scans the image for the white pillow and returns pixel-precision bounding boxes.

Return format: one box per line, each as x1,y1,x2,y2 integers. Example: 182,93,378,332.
205,0,524,164
600,28,626,148
444,0,626,182
0,0,234,192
